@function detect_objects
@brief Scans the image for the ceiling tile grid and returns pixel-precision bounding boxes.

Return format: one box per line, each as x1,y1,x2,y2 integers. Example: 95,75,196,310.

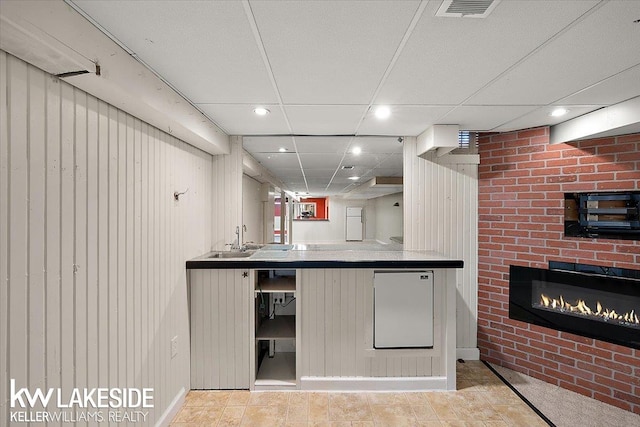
68,0,640,197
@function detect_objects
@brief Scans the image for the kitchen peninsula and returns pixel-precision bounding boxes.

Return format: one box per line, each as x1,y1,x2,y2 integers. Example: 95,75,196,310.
186,244,463,392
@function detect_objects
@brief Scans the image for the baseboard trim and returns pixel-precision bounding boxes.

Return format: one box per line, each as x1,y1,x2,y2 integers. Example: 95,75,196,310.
456,347,480,360
300,376,449,391
155,387,186,427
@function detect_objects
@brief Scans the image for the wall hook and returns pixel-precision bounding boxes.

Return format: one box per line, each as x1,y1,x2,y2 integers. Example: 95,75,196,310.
174,188,189,201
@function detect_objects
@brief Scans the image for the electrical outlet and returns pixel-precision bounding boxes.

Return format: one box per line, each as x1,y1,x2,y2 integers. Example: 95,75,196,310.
274,293,285,305
171,336,178,359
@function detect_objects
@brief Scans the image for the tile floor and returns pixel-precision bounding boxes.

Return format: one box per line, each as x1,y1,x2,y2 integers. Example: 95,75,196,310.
170,361,548,426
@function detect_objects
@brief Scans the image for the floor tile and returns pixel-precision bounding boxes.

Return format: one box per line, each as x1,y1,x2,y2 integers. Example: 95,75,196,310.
227,390,251,406
170,361,562,427
370,404,417,426
366,392,409,406
217,406,245,427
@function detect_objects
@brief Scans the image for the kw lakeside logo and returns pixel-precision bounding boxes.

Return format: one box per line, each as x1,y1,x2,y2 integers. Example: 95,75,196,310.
9,379,153,423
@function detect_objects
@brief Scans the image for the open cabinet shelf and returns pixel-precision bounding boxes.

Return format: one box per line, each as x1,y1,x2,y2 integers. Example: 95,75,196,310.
253,269,298,390
256,316,295,340
255,353,296,387
255,276,296,293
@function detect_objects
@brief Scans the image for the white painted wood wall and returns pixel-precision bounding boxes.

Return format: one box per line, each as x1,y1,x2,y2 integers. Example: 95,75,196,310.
211,136,243,250
403,137,479,357
0,51,213,426
299,269,446,379
189,269,250,389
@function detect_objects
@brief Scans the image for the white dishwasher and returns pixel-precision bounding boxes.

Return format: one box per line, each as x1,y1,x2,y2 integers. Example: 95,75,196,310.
374,271,434,348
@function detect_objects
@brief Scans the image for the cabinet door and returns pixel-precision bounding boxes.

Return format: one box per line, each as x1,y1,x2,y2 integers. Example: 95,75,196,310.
190,269,250,389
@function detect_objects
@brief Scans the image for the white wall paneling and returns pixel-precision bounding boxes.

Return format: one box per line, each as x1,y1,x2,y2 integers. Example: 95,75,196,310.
373,193,403,244
403,137,479,357
242,174,264,245
189,269,250,389
212,136,243,250
299,268,448,382
0,50,213,426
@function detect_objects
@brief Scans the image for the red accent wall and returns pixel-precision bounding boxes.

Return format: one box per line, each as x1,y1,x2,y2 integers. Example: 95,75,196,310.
477,127,640,414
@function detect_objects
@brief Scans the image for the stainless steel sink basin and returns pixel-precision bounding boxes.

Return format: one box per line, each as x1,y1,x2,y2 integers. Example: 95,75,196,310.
207,251,254,259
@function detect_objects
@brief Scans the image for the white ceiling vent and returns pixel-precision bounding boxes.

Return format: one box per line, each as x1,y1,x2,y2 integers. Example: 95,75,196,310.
436,0,501,18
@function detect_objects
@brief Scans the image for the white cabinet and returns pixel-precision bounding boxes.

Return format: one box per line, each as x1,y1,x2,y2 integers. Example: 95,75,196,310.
189,269,251,389
374,271,434,348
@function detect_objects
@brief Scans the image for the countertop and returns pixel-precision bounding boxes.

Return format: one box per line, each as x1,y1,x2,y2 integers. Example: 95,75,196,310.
186,242,463,269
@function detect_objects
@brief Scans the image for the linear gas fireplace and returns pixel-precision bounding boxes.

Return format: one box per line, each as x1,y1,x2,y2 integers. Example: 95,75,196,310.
509,265,640,349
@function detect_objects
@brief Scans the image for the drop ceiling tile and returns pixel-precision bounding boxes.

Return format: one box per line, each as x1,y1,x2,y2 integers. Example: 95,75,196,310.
343,153,393,168
252,152,301,169
303,169,338,178
353,137,403,154
378,153,403,169
294,136,352,154
275,168,305,179
377,0,598,105
492,105,604,132
557,64,640,106
299,153,344,169
285,106,367,134
371,168,403,177
243,136,296,153
73,0,278,104
468,2,640,105
439,105,540,131
357,106,454,136
250,0,421,104
197,104,288,135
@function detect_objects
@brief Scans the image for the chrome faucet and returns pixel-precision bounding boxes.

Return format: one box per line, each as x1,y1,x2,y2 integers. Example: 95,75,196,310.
226,226,241,251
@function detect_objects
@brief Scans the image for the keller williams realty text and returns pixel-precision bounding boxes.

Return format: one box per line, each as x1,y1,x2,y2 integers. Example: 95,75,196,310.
10,379,153,423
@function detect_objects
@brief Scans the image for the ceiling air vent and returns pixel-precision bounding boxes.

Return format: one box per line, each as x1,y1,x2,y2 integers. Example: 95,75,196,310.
436,0,501,18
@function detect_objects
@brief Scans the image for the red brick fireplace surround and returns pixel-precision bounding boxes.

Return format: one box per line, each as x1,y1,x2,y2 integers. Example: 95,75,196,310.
477,127,640,414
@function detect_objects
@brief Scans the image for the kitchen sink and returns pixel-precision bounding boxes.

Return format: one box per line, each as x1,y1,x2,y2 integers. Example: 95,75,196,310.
206,251,254,259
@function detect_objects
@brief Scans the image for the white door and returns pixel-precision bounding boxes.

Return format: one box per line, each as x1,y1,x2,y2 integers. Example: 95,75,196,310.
346,207,363,241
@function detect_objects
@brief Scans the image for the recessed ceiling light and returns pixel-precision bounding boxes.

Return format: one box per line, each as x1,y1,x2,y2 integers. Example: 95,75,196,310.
550,107,569,117
278,147,288,152
375,106,391,120
253,107,270,116
348,176,360,180
351,146,362,155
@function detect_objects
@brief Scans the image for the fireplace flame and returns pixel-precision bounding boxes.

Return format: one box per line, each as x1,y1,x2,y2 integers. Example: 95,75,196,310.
539,294,640,327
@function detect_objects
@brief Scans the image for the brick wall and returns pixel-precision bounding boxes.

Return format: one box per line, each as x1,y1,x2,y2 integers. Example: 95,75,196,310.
477,127,640,414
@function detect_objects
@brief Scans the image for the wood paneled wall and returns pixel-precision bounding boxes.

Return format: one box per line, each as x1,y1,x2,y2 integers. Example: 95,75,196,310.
189,269,250,390
403,137,479,356
299,269,444,378
0,51,213,426
211,136,243,250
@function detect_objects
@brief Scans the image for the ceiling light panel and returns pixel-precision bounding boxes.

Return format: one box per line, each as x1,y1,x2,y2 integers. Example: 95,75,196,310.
73,0,279,104
249,0,421,104
377,0,598,105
